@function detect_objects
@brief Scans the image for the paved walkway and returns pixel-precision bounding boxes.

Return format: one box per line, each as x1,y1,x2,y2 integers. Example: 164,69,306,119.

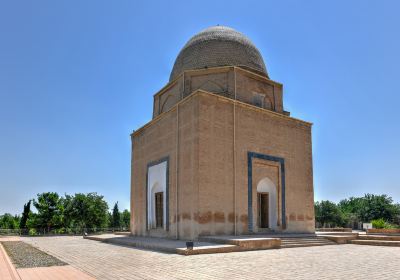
0,240,19,280
24,236,400,280
17,265,94,280
0,237,22,280
0,236,94,280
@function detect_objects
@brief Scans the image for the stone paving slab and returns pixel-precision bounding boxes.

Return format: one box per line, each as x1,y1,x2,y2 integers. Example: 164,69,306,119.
0,237,21,242
17,265,95,280
0,242,19,280
23,236,400,280
1,236,94,280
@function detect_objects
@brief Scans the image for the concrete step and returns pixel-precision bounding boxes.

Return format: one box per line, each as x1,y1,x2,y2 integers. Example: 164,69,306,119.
281,242,336,248
280,237,336,248
199,236,281,250
316,231,358,236
318,235,358,244
358,235,400,241
281,240,331,245
350,240,400,247
200,235,337,250
253,233,317,238
280,238,333,243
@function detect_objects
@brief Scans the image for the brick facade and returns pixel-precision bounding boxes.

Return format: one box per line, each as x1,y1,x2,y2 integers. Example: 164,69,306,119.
131,68,315,239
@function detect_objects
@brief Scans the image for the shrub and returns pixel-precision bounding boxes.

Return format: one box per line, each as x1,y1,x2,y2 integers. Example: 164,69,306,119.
372,218,396,229
53,228,66,234
28,228,37,236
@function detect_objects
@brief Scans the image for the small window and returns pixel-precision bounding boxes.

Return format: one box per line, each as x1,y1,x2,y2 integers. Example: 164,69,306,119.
252,93,265,108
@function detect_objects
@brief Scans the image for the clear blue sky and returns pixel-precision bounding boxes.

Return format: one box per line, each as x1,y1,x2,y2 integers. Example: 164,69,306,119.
1,0,400,215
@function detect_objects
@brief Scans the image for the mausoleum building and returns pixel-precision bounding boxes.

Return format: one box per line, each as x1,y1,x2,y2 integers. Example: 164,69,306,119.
130,26,315,240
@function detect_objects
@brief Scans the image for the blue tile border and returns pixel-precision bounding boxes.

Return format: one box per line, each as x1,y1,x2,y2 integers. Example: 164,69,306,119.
146,156,170,231
247,151,286,232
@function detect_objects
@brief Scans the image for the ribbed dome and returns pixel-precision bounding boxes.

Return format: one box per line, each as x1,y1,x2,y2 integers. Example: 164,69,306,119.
170,26,268,81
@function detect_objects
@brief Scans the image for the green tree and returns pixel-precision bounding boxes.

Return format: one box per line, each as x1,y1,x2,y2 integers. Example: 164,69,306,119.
121,209,130,230
107,211,113,228
315,200,345,227
338,197,364,215
33,192,64,232
63,193,109,232
84,193,109,230
19,200,31,230
358,194,399,223
26,212,40,231
338,197,364,227
63,193,86,231
337,194,400,227
394,204,400,225
112,202,121,228
0,214,20,229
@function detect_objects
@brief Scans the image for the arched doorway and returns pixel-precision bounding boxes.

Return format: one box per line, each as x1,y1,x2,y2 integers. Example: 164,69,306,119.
256,177,278,230
147,160,168,230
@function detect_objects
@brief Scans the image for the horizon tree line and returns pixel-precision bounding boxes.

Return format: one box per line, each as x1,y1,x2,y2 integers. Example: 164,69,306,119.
315,193,400,229
2,192,400,233
0,192,130,235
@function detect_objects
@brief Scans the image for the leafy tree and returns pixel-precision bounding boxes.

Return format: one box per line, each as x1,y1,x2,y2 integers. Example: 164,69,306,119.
0,214,20,229
315,200,345,227
358,194,399,223
112,202,121,228
326,194,400,229
61,195,74,229
338,197,363,215
33,192,64,232
121,209,130,230
338,197,364,227
107,211,113,228
19,200,31,230
63,193,109,232
63,193,86,230
26,212,39,230
84,193,109,230
394,204,400,225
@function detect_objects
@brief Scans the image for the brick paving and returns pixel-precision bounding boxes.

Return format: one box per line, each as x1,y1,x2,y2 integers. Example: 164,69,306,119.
17,265,95,280
0,243,18,280
0,237,21,280
1,236,94,280
24,236,400,280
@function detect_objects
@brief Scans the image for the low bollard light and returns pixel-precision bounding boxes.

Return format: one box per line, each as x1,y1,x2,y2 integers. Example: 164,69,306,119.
186,241,194,250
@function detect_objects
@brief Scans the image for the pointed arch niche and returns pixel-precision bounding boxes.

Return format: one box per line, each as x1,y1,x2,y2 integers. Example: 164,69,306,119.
256,177,278,230
146,157,169,231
